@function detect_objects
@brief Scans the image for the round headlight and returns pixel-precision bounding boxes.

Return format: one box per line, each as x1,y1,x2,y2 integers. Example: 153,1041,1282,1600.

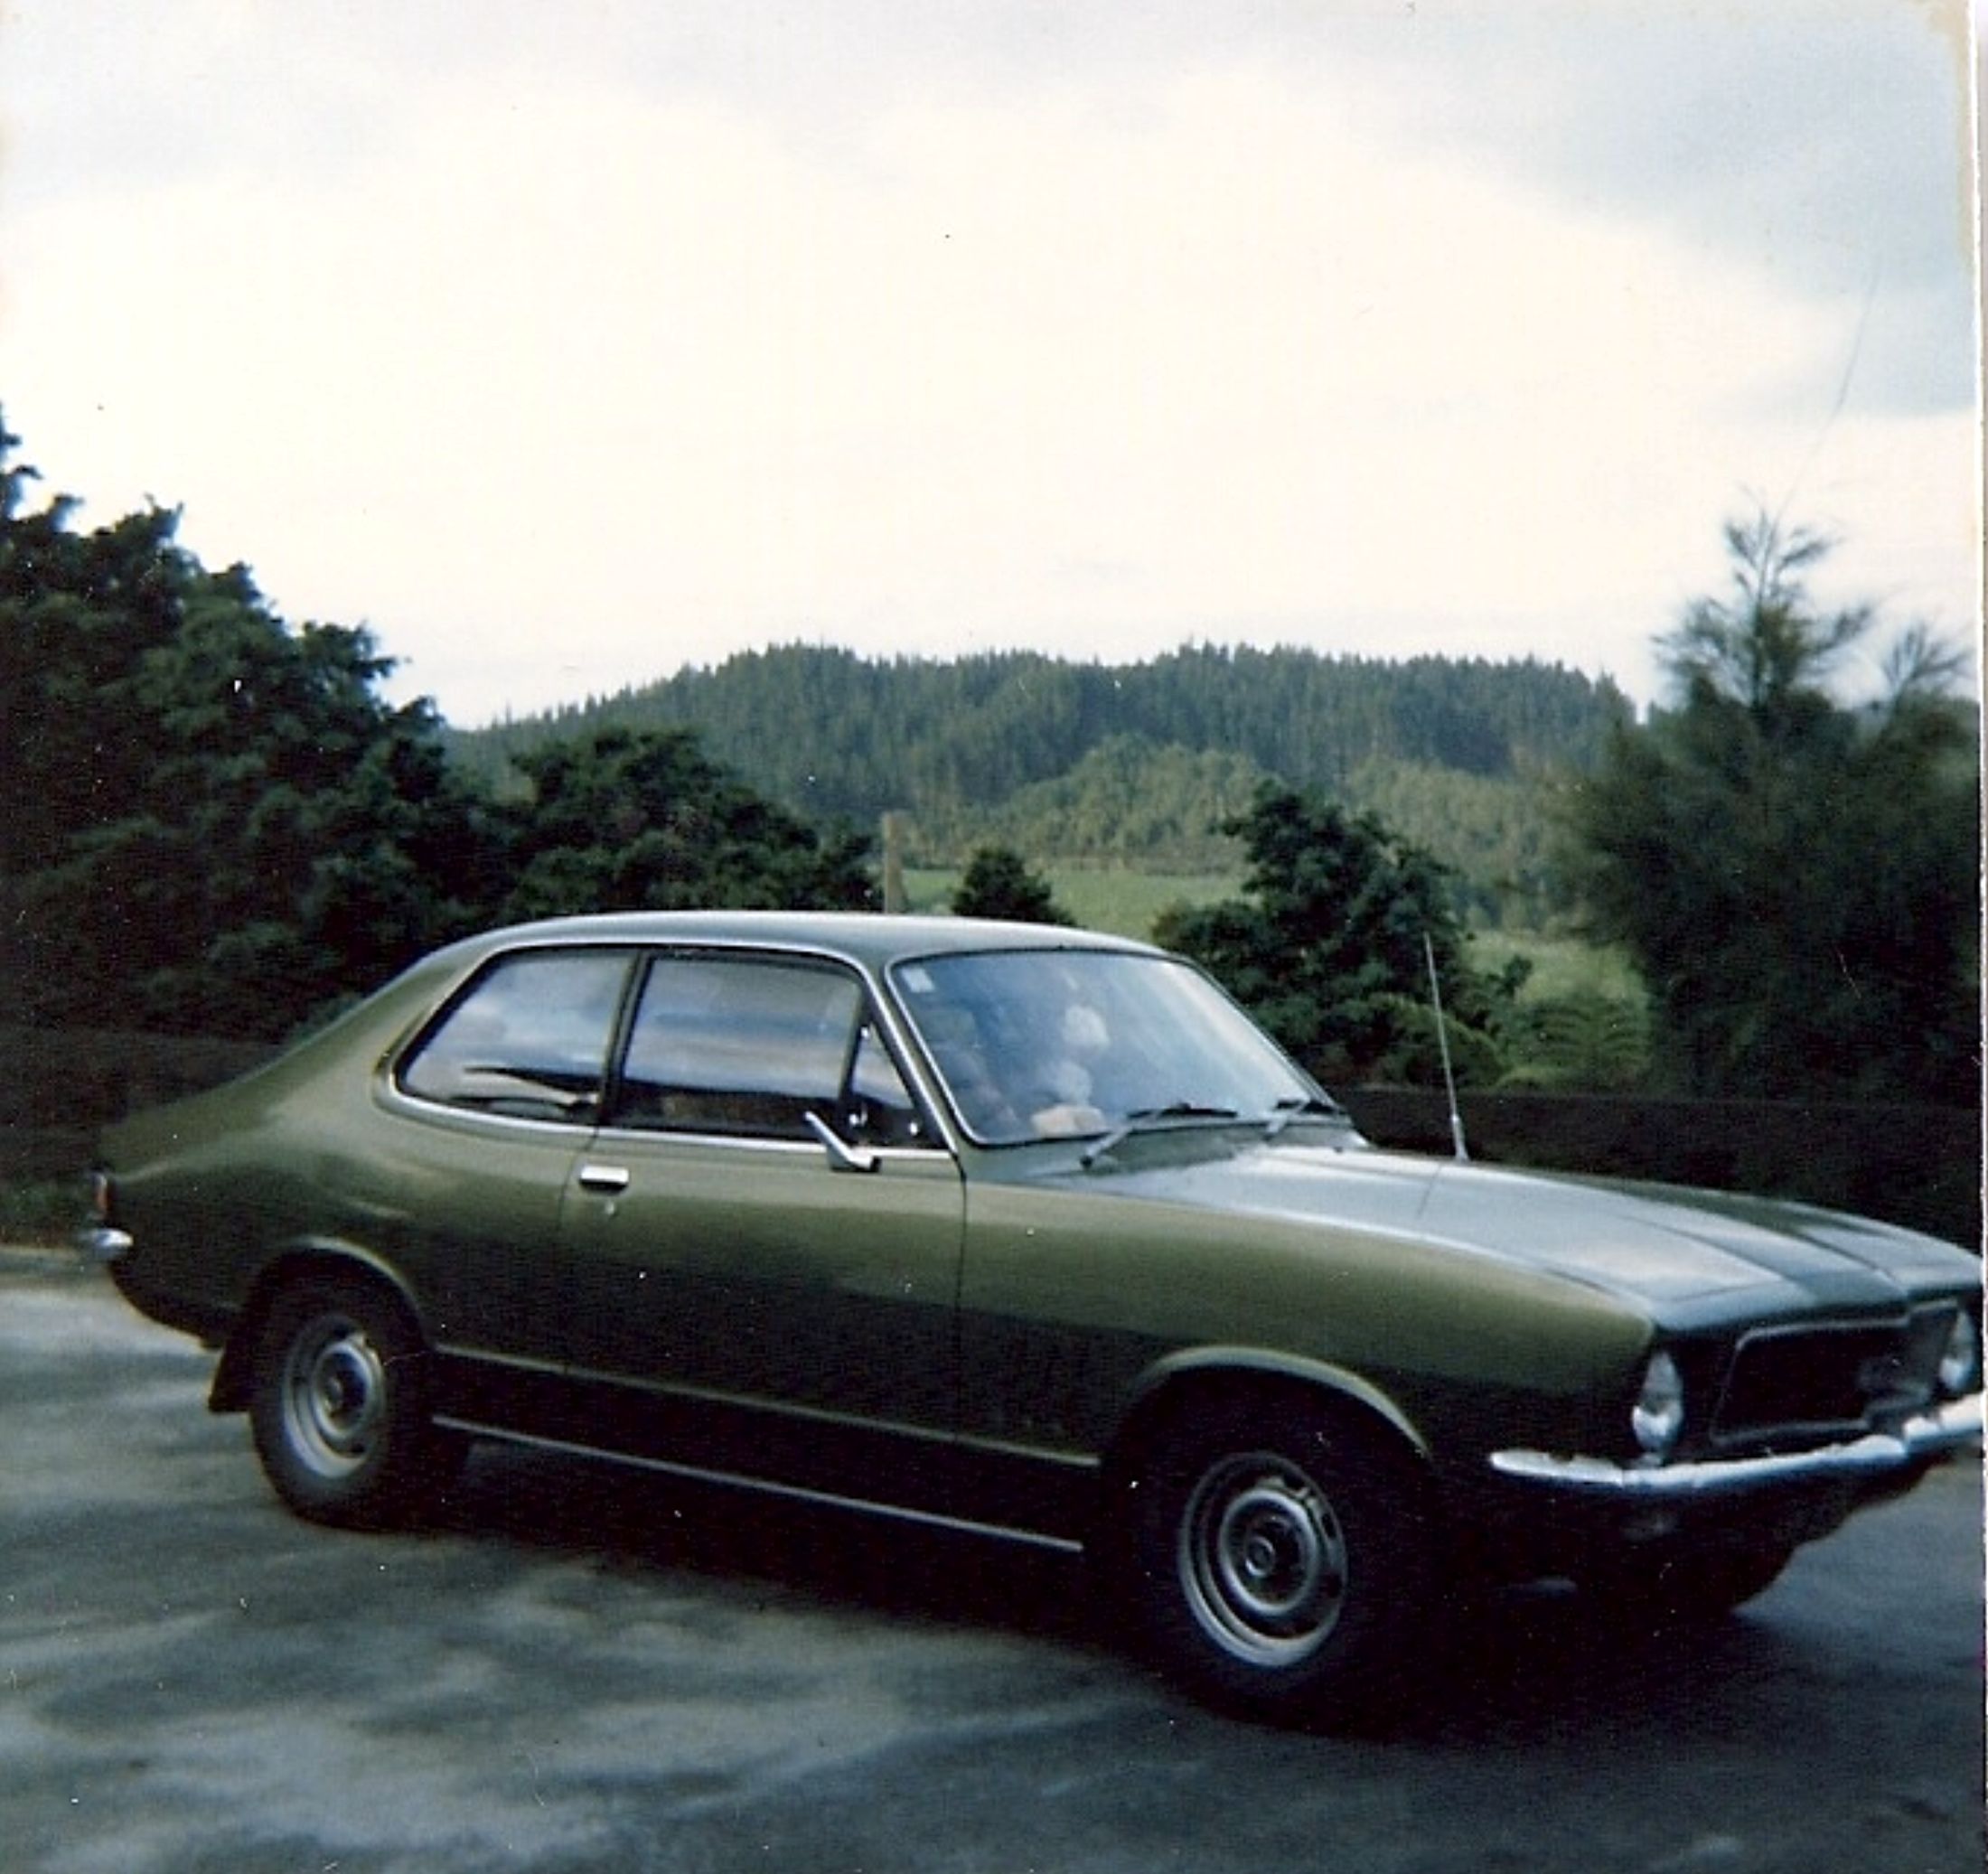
1632,1348,1685,1460
1937,1311,1981,1398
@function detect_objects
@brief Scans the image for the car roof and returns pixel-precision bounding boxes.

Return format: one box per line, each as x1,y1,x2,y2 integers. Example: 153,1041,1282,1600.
452,910,1161,975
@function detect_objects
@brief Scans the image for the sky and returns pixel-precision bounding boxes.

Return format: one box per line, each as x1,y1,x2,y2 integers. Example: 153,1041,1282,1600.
2,1,1979,728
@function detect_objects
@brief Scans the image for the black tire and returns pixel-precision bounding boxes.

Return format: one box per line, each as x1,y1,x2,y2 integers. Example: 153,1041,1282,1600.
248,1279,455,1527
1589,1540,1796,1629
1127,1393,1438,1722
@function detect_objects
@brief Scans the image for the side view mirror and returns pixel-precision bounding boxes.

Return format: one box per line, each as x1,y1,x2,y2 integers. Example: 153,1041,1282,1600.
804,1109,880,1174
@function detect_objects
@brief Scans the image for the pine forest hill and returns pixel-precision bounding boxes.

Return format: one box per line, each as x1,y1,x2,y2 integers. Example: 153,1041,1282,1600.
450,644,1634,931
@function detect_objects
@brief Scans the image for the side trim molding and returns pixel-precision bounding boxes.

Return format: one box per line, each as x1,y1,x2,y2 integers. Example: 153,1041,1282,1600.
431,1416,1088,1555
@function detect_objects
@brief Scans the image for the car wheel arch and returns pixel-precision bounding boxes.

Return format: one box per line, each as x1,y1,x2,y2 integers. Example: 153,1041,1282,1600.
1098,1350,1435,1520
209,1241,430,1414
1094,1356,1451,1717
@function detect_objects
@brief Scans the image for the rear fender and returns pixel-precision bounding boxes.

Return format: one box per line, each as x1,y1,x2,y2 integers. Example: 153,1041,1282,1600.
207,1240,428,1414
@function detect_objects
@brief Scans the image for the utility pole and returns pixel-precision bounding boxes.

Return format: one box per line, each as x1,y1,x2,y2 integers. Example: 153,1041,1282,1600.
881,811,907,914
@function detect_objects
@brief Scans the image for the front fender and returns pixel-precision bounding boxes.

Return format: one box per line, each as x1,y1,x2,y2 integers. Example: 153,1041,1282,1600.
1116,1343,1435,1463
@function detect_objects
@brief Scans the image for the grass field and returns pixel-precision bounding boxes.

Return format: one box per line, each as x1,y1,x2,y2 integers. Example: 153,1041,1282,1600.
903,866,1643,1004
1470,930,1646,1004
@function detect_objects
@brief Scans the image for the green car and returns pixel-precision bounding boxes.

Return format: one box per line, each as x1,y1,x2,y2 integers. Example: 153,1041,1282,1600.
87,912,1982,1720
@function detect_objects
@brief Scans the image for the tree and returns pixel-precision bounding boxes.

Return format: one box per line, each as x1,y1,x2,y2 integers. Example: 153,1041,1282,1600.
951,845,1074,925
12,590,495,1037
0,414,496,1037
496,725,877,923
1559,510,1977,1103
1,415,891,1039
1156,782,1503,1084
454,642,1633,889
1495,986,1652,1092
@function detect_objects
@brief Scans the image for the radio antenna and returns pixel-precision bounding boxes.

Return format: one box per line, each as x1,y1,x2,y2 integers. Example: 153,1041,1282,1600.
1423,932,1469,1162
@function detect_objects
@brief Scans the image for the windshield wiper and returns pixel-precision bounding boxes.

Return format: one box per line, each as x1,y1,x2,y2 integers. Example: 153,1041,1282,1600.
1263,1094,1346,1138
1080,1102,1241,1170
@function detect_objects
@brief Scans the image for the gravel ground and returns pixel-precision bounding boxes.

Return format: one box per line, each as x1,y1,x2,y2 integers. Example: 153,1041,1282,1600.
3,1249,1982,1874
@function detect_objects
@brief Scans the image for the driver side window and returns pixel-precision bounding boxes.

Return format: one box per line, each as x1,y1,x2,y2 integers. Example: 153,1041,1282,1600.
608,953,924,1145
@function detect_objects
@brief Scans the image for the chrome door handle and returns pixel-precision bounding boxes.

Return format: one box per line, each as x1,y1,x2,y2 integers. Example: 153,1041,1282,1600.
577,1164,631,1194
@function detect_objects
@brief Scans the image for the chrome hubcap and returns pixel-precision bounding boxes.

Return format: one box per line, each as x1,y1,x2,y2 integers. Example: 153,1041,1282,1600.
1179,1453,1347,1667
282,1316,387,1478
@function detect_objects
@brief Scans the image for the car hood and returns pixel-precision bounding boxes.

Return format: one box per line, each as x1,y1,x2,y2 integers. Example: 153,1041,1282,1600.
1061,1133,1973,1318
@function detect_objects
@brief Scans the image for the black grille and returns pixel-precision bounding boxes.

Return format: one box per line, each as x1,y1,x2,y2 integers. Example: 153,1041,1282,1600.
1711,1310,1953,1447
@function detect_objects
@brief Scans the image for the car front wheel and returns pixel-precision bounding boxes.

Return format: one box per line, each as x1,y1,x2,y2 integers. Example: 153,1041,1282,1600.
1589,1539,1796,1628
1129,1396,1437,1722
248,1279,454,1526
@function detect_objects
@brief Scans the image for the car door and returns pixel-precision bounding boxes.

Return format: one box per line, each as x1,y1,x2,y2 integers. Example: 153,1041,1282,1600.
558,948,966,1505
383,943,633,1409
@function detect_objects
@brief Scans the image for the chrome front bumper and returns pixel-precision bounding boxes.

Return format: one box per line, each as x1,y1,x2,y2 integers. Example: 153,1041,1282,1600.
1490,1392,1983,1500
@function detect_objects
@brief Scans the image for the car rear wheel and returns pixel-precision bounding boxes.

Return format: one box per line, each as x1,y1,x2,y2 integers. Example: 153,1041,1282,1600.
248,1279,455,1526
1129,1395,1436,1722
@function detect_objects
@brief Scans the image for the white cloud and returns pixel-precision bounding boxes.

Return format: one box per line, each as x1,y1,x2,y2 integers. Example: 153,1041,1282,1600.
3,5,1974,724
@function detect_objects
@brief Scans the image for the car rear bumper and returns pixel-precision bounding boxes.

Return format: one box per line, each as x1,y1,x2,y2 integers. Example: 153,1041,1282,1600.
79,1226,135,1264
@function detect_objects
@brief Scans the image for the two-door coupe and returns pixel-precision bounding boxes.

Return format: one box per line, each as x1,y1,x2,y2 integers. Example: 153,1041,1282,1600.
87,913,1982,1719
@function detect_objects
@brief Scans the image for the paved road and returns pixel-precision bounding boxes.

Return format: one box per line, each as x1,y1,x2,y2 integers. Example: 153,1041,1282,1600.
3,1251,1982,1874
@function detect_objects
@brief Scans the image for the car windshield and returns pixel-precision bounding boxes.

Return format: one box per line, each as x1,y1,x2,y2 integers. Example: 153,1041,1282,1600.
890,948,1333,1147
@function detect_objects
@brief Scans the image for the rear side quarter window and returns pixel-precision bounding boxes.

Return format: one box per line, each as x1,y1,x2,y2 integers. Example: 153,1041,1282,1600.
398,950,631,1122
